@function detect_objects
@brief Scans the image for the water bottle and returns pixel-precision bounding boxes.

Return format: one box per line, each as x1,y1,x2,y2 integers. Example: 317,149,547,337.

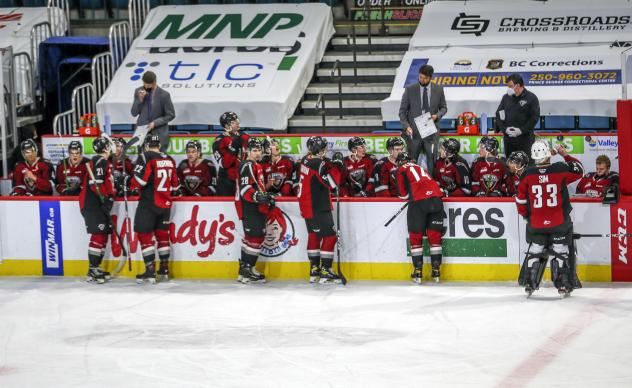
480,113,488,135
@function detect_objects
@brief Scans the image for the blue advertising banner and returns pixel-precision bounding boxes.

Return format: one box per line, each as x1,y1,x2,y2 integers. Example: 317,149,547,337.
39,201,64,276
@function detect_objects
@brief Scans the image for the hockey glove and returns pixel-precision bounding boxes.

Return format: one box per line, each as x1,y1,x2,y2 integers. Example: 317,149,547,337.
254,191,272,204
100,196,114,214
475,191,486,197
229,137,242,155
172,188,183,197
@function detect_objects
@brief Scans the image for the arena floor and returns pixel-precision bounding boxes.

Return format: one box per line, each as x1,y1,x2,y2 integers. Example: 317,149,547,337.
0,278,631,387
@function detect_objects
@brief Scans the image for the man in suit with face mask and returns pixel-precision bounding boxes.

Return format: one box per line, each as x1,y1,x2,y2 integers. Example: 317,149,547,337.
398,65,447,176
495,73,540,161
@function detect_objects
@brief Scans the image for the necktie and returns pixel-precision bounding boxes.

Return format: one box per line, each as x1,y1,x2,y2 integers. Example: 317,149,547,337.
422,86,430,113
147,89,153,117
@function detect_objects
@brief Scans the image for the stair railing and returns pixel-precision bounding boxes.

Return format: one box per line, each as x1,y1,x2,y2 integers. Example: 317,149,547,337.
331,60,343,119
315,94,326,131
347,23,358,84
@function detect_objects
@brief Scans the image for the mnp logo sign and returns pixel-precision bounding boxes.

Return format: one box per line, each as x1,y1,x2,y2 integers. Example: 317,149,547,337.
39,201,64,276
451,13,490,36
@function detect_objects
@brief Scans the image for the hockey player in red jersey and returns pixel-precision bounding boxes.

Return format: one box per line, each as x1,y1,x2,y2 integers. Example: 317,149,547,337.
236,138,274,283
261,138,294,196
396,152,445,283
56,141,89,196
177,140,217,196
471,136,509,197
341,136,375,197
110,137,135,197
79,137,116,283
130,134,180,284
433,138,472,197
516,140,584,297
506,151,529,196
10,139,54,196
297,136,344,284
576,155,619,198
212,112,249,196
374,137,405,197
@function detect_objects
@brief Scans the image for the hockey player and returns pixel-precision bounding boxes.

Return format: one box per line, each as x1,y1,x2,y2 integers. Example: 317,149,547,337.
212,112,249,196
374,137,405,197
236,138,273,283
10,139,54,196
56,141,89,196
261,138,294,196
433,138,472,197
506,151,529,196
516,140,584,297
111,137,136,197
177,140,217,196
576,155,619,198
79,136,115,283
396,152,445,283
471,136,509,197
130,134,180,284
297,136,343,284
341,136,375,197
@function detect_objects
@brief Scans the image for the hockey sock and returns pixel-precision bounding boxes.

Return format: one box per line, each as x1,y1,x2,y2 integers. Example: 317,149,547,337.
320,235,336,266
427,229,443,267
138,232,156,265
307,232,322,266
321,258,334,270
242,236,264,266
409,232,424,267
155,229,170,264
88,234,108,268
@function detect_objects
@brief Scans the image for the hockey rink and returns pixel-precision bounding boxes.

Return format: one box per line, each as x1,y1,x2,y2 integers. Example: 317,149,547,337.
1,278,631,387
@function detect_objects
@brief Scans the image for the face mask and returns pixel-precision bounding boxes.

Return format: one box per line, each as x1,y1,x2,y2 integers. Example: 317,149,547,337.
144,87,153,92
506,87,516,96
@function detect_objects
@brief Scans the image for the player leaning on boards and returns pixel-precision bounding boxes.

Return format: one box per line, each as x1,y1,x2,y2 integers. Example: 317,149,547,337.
433,138,472,197
177,140,218,196
395,152,445,283
297,136,344,284
56,141,89,196
128,134,181,284
516,140,584,298
79,137,116,284
235,138,275,283
374,137,406,197
10,139,54,196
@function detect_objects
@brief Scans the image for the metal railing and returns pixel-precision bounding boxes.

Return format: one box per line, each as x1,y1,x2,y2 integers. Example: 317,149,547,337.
13,52,35,110
53,110,75,135
1,47,18,177
92,52,113,100
47,0,70,36
72,83,96,125
315,94,326,131
109,21,132,71
331,60,343,119
129,0,151,39
30,22,52,89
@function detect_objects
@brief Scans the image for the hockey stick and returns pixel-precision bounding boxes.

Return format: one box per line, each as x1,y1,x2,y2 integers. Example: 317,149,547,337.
85,161,129,275
574,233,632,238
384,202,409,227
119,161,133,272
335,188,347,285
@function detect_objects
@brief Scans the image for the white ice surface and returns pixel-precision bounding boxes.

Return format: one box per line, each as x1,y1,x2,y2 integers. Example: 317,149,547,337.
1,278,632,388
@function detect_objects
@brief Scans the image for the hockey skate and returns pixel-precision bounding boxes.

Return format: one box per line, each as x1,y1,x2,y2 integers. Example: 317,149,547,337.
309,265,321,283
319,267,342,284
157,261,169,282
524,285,535,298
238,264,266,284
86,268,106,284
558,287,572,298
136,263,156,284
411,267,422,284
101,270,112,281
431,265,441,283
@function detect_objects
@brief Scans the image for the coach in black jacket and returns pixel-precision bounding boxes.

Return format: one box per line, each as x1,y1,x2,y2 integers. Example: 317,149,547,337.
398,65,447,176
495,73,540,160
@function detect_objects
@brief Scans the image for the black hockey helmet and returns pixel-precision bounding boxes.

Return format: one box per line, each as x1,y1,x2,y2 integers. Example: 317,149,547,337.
508,150,529,169
262,137,272,154
332,151,344,163
348,136,366,151
144,134,161,149
306,136,327,155
441,138,460,156
68,140,82,153
219,111,239,128
20,139,38,155
93,136,112,154
386,137,405,150
112,137,126,147
185,140,202,154
479,136,499,154
247,138,263,151
396,151,414,166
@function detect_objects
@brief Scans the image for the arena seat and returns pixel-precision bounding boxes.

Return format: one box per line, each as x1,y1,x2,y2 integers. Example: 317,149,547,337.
544,116,575,130
579,116,610,130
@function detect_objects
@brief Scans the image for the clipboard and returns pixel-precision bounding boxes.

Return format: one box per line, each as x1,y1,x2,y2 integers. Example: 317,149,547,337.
413,112,438,139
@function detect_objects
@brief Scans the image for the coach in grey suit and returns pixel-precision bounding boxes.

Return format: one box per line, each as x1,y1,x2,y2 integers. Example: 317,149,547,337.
399,65,447,176
131,71,175,152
